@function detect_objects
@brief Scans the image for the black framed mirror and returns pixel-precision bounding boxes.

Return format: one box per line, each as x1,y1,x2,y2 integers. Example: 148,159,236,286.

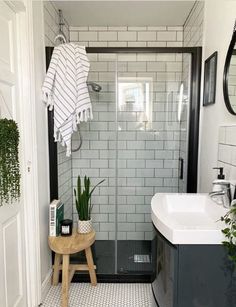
223,21,236,115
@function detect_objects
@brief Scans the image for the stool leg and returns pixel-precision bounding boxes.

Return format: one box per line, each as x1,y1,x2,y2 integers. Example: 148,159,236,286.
85,247,97,286
52,253,61,286
62,254,70,307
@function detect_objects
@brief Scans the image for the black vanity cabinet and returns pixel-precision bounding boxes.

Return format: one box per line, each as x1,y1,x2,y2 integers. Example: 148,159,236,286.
152,227,236,307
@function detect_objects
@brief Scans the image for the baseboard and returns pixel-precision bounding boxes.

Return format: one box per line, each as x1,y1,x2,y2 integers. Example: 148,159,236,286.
41,269,52,303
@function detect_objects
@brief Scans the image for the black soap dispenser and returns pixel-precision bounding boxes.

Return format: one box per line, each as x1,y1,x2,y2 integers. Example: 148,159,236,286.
212,167,228,192
213,167,225,180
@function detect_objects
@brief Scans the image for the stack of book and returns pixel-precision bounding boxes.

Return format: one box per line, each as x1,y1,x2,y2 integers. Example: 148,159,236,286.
49,199,64,236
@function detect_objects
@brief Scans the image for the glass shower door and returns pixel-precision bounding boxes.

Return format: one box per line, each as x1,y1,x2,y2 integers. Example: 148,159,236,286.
116,53,191,275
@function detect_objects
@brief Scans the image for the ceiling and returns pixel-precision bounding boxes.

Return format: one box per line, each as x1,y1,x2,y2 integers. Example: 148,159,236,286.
53,1,196,27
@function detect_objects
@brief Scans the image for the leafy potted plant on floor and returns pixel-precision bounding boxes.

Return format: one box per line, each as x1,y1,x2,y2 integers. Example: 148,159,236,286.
74,175,105,233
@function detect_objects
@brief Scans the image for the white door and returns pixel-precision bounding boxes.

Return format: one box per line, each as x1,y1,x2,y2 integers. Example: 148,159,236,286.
0,2,27,307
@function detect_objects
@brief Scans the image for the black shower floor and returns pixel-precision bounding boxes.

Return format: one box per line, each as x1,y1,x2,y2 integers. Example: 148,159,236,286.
70,240,154,275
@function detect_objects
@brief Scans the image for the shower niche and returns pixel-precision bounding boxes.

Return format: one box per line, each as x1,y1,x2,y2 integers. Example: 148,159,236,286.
47,47,201,281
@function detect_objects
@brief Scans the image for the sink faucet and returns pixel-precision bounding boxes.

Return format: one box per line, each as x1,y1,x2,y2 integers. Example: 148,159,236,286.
209,182,231,208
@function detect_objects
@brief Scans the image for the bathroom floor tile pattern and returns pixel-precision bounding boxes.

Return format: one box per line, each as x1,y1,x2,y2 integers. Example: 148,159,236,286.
43,283,152,307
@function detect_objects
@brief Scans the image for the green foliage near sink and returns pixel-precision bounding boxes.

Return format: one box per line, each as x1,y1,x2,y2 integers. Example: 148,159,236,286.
221,203,236,266
0,119,20,205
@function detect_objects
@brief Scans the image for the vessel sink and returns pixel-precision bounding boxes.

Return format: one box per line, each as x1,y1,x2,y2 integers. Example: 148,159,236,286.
151,193,228,244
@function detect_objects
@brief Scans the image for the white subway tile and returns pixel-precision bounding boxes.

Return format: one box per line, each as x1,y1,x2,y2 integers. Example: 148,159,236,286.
96,232,109,240
128,62,147,71
108,26,127,31
108,42,127,47
90,141,108,150
100,205,115,213
167,42,183,47
70,26,88,31
147,62,165,71
90,62,108,72
117,54,137,62
90,122,108,131
137,150,155,159
136,169,154,178
81,150,99,159
147,26,167,31
70,31,78,41
91,159,108,168
128,26,147,31
146,160,163,168
147,42,167,47
127,195,144,204
100,168,116,177
157,31,176,41
136,205,151,214
118,205,135,213
127,178,144,186
136,222,153,232
99,31,117,41
118,223,135,231
92,213,108,222
218,144,231,164
138,31,156,41
127,160,145,168
79,31,97,41
128,42,147,47
226,126,236,145
145,178,163,187
118,32,137,41
118,169,136,178
167,26,183,31
127,141,145,150
89,26,107,31
89,41,108,47
100,223,115,231
155,168,172,178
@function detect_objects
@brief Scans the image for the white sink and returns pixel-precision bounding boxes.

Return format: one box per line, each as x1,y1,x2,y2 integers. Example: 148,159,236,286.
151,193,228,244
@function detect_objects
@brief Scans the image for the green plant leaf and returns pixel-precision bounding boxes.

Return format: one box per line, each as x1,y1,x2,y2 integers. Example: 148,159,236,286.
0,119,20,205
74,176,105,220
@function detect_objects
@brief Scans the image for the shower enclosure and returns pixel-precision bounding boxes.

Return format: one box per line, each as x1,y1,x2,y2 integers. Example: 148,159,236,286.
47,47,201,281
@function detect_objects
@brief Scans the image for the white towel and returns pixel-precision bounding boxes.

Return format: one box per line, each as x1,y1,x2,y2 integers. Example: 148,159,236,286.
42,43,93,156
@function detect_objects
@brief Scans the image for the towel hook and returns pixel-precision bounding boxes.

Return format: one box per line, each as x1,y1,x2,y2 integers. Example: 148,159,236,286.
54,9,67,44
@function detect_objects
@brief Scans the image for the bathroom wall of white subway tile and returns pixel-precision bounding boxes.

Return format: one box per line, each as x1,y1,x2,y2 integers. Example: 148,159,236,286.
44,1,72,218
218,126,236,191
69,26,183,47
178,1,204,192
71,52,186,240
183,1,204,48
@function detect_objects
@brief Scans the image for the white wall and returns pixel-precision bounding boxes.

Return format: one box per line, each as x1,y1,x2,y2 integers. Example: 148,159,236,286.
32,0,51,300
198,0,236,192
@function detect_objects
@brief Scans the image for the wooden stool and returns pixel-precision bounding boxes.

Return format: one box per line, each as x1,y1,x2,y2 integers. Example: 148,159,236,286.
48,229,97,307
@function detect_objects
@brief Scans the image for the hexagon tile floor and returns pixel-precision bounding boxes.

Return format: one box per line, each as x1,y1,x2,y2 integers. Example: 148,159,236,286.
42,283,153,307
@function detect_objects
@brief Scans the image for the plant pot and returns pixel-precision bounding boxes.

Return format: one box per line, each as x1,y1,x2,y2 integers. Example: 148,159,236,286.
77,218,93,234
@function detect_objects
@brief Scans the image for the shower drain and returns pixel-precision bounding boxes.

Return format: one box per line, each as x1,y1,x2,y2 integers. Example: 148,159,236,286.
134,254,150,263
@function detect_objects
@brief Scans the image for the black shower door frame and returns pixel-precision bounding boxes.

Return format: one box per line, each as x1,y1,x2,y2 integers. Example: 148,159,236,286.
46,46,202,201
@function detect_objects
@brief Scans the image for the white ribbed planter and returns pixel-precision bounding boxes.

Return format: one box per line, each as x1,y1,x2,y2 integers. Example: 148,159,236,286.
77,219,93,234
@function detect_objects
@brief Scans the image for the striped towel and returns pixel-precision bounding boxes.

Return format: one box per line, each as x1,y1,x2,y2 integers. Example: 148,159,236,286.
42,43,92,156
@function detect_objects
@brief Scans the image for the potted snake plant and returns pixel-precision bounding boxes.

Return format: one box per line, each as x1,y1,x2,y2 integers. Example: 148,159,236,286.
74,175,105,233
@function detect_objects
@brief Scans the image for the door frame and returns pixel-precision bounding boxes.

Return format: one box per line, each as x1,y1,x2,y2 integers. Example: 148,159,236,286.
47,46,202,196
6,1,42,306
